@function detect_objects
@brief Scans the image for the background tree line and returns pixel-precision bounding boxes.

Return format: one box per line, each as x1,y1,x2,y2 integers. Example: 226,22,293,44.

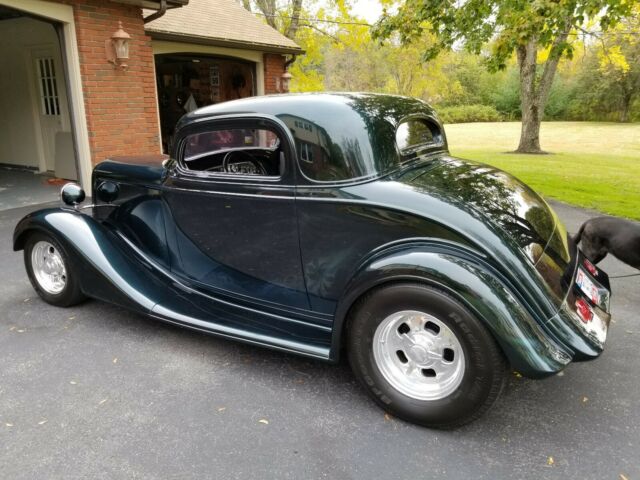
241,1,639,147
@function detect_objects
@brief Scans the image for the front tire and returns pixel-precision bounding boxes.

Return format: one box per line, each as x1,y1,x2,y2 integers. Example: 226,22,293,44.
24,232,86,307
347,283,506,428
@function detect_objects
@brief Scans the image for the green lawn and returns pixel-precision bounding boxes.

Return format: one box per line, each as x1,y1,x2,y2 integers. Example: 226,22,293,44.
445,122,640,220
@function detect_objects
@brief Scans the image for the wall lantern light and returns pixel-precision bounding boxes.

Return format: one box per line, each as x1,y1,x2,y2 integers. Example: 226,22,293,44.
276,71,293,93
105,21,131,69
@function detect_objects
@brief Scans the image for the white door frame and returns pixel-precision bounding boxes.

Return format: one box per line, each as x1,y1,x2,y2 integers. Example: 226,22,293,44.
0,0,92,191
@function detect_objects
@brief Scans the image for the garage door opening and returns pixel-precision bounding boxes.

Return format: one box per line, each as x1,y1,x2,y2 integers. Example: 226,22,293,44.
155,53,257,153
0,6,78,209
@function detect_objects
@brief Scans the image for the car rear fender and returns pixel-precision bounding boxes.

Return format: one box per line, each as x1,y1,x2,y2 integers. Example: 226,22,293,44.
13,208,167,314
333,243,573,378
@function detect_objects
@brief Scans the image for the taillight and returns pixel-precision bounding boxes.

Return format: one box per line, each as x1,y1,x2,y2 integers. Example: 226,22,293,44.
583,259,598,277
575,298,593,323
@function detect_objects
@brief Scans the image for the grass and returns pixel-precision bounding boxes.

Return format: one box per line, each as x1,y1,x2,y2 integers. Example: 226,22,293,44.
445,121,640,220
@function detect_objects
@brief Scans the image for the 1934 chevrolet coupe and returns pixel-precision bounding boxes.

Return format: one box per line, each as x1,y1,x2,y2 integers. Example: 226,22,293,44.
13,93,612,428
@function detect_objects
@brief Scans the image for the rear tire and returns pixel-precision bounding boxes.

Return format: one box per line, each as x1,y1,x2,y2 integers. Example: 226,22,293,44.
24,231,86,307
347,282,506,428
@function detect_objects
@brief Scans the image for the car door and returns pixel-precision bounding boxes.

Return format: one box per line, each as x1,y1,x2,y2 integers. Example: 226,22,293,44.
161,116,310,311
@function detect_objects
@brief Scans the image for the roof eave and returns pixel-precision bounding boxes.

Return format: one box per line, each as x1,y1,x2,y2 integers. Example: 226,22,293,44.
147,30,305,55
110,0,188,8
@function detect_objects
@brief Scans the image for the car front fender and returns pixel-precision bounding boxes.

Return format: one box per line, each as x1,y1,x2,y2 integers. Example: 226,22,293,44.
13,208,167,313
332,243,573,378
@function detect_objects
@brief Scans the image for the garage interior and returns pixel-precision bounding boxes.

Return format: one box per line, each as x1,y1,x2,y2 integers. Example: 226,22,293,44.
0,6,77,210
155,53,256,153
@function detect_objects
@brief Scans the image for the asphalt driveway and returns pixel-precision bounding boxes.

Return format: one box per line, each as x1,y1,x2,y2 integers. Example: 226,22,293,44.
0,200,638,480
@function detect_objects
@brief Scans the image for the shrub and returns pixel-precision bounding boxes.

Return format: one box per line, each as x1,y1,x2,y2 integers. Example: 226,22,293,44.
438,104,503,124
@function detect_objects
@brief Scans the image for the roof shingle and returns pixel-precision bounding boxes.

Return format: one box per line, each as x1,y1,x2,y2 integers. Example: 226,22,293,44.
144,0,303,54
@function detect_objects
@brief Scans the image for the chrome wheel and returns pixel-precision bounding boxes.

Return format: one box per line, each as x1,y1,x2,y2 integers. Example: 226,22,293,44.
31,241,67,295
373,310,465,401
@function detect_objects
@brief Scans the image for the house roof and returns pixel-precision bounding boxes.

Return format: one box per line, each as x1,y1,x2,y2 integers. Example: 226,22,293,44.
144,0,303,55
111,0,187,8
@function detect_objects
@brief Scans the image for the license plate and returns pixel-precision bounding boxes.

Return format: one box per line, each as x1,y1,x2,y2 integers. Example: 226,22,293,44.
576,268,609,309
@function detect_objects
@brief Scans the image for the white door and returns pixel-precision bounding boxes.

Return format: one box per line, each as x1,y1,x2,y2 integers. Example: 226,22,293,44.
31,47,76,179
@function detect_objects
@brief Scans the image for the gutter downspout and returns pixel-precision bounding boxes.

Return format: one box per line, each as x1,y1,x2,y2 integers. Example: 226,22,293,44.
284,55,297,70
144,0,167,23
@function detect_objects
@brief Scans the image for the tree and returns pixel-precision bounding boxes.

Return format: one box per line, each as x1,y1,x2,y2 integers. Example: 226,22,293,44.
240,0,303,39
595,6,640,122
373,0,633,153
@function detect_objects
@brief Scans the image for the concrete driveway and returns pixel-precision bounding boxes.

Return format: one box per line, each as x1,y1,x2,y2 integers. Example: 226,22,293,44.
0,200,638,480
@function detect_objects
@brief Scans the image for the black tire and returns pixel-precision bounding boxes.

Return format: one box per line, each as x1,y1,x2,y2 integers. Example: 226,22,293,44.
24,231,86,307
347,282,507,428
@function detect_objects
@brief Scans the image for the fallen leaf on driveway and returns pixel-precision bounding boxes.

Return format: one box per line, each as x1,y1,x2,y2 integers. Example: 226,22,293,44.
98,398,108,405
582,396,588,403
5,423,13,427
68,316,75,320
620,474,629,480
23,298,29,303
37,420,47,425
69,381,77,385
17,329,25,333
113,358,118,364
217,407,226,412
9,326,15,331
258,419,269,425
384,413,392,422
547,456,554,466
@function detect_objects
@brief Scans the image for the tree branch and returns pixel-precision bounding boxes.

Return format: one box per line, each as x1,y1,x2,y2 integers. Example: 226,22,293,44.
537,19,572,119
299,23,343,43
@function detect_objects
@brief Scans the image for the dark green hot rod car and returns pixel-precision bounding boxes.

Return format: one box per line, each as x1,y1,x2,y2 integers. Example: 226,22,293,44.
14,93,612,427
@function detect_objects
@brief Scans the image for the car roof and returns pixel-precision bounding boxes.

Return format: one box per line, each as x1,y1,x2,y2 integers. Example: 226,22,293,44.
178,93,439,130
175,93,446,183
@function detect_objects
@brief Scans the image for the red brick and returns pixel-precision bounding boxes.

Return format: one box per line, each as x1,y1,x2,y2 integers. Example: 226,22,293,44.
58,0,160,164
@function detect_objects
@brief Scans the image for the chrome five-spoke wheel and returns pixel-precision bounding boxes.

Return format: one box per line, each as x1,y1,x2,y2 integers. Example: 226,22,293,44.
24,232,85,307
31,240,67,294
373,310,465,401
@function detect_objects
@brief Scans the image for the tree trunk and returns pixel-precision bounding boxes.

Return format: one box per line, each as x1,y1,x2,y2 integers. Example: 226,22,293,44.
518,104,542,153
515,24,570,154
255,0,278,29
284,0,303,39
516,41,542,153
620,92,632,122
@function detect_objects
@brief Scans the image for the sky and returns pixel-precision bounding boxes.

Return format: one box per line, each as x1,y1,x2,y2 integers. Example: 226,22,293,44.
350,0,383,24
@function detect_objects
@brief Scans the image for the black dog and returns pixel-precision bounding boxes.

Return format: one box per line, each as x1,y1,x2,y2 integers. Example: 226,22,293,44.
574,216,640,269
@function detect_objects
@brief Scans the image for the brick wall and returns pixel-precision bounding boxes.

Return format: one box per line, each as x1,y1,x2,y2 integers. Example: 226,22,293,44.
263,53,287,94
64,0,161,164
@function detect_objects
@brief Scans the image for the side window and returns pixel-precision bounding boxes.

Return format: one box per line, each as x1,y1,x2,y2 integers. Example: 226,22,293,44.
283,115,358,182
396,119,442,153
182,127,282,177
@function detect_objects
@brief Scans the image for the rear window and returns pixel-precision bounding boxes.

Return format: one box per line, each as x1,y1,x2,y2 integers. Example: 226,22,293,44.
396,119,442,153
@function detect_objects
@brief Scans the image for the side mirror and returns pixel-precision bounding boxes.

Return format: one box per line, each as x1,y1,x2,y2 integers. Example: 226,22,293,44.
60,183,86,206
